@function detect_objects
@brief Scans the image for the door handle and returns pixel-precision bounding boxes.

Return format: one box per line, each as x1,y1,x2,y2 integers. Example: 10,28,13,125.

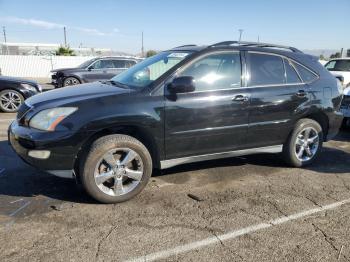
296,90,307,97
232,95,249,102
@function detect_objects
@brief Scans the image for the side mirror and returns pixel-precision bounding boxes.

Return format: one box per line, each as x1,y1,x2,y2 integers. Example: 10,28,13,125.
87,66,93,71
168,76,195,94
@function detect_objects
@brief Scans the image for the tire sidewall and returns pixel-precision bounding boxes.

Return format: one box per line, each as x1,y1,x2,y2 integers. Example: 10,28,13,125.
0,89,24,113
285,119,323,167
63,77,80,87
81,135,152,204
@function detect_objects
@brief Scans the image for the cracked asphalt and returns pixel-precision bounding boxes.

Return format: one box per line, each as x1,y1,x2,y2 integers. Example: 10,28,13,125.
1,112,350,261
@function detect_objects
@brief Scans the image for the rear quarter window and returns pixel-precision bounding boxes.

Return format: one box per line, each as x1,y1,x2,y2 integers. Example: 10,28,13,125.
292,62,318,83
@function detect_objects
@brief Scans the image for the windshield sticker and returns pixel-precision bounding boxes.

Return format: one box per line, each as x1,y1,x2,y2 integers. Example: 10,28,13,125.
168,53,189,58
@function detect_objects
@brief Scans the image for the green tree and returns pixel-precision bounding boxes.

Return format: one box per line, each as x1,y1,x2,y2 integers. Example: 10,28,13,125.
329,52,341,59
319,54,326,60
56,46,75,56
146,50,157,57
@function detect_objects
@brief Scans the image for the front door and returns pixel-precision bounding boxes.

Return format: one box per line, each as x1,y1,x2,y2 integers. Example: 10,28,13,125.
164,51,250,159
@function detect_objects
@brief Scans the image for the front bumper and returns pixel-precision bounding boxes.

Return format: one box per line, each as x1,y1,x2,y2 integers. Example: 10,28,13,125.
8,121,85,178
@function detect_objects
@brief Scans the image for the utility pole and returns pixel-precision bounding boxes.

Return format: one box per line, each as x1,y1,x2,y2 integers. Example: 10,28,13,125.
257,35,260,43
2,26,7,43
2,26,8,55
238,29,244,43
63,27,67,47
141,31,144,57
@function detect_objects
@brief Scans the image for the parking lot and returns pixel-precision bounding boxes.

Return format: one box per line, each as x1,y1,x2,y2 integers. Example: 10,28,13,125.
0,110,349,261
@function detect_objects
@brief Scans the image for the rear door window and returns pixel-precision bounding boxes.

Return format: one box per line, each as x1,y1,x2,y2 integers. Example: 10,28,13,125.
248,53,285,86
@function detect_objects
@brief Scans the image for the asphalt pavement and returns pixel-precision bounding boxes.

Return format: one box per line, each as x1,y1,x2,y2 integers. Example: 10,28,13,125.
1,110,350,261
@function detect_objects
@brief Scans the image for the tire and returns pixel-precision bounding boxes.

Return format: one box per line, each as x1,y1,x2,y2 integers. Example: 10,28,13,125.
0,89,24,113
63,77,81,87
282,118,323,167
81,134,152,203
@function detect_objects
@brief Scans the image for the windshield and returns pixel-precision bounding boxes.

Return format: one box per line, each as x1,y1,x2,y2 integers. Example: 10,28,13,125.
79,58,96,68
111,51,192,88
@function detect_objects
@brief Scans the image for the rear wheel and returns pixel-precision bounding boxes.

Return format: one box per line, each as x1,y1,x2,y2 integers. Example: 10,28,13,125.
0,89,24,113
81,135,152,203
283,119,323,167
63,77,80,87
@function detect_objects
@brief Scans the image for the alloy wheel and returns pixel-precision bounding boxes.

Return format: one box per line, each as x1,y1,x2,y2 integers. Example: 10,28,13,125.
0,91,22,112
63,77,80,86
94,148,144,197
294,127,319,162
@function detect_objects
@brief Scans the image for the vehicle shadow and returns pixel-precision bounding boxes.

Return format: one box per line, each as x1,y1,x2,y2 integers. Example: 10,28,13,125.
0,130,349,204
0,140,95,204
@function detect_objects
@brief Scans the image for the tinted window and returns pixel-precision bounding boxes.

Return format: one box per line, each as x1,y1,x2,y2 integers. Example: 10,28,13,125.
325,60,350,72
179,52,241,91
111,51,192,88
249,53,285,86
124,60,136,68
112,60,127,68
292,62,318,82
90,60,102,69
100,60,116,69
284,59,301,83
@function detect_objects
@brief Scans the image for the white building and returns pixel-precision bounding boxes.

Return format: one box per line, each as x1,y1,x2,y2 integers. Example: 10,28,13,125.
0,42,114,56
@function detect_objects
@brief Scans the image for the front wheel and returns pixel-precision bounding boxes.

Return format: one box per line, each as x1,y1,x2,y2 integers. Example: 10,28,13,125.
283,119,323,167
81,135,152,203
63,77,80,87
0,89,24,113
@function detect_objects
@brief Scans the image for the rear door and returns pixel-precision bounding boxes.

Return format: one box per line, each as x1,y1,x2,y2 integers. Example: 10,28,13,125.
245,52,307,148
164,51,250,159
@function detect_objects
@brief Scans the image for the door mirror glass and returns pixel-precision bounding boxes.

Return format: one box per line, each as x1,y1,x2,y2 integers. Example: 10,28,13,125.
168,76,195,94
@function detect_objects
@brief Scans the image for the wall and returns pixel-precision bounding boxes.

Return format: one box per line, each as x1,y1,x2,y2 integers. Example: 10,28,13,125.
0,55,96,78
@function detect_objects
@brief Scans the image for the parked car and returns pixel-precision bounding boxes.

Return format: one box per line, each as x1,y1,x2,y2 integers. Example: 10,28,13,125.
0,76,42,112
340,86,350,126
9,41,343,203
324,58,350,88
51,56,141,88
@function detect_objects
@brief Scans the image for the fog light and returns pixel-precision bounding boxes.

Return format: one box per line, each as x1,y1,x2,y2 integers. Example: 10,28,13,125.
28,150,51,159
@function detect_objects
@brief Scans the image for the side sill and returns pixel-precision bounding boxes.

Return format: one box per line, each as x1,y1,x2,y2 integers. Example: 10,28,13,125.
160,145,283,169
47,170,74,179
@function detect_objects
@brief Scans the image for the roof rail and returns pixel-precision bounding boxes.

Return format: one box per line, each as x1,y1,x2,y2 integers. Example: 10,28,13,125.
209,41,302,53
173,44,197,48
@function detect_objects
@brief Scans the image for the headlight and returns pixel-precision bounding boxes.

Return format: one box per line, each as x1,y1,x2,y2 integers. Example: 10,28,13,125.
21,83,38,92
29,107,77,131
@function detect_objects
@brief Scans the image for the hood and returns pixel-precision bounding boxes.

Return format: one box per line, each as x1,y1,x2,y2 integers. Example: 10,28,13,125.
26,82,130,108
0,76,38,85
51,67,85,73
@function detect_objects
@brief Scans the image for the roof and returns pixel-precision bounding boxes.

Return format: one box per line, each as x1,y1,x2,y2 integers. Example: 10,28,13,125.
328,57,350,61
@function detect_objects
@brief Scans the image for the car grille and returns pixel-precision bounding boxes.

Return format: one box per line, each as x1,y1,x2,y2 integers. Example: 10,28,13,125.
17,102,32,120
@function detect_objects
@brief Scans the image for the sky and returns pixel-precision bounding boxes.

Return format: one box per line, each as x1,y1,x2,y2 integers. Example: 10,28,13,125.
0,0,349,54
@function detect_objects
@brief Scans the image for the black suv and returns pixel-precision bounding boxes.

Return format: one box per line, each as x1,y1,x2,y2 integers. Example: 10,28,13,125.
9,41,343,203
51,56,141,88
